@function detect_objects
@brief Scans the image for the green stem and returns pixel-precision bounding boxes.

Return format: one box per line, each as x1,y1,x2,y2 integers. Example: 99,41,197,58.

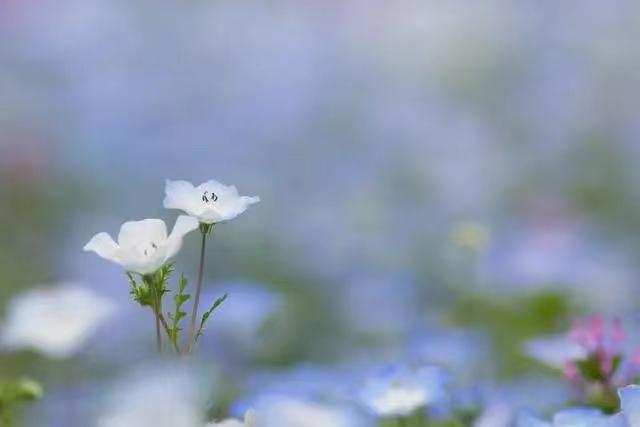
158,313,181,354
146,276,163,353
156,295,163,354
0,403,13,427
188,227,209,352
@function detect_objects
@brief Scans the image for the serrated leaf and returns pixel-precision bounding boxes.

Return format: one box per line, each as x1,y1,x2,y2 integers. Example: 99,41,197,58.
167,273,191,349
127,273,152,307
195,293,228,342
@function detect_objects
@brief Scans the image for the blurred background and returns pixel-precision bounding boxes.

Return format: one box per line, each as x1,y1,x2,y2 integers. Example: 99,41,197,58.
2,0,640,426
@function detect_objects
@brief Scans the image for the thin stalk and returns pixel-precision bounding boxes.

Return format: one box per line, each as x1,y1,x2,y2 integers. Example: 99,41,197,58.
146,276,163,354
0,404,12,427
188,227,209,351
155,292,163,353
158,313,182,354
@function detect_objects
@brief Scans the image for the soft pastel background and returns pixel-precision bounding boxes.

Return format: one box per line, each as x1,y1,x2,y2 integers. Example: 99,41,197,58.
2,1,640,426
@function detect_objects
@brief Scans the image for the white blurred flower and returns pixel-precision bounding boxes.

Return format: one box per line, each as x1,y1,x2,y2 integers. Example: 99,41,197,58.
1,284,115,359
207,410,255,427
515,384,640,427
523,335,588,370
619,385,640,427
359,365,448,418
84,215,198,275
164,179,260,224
98,366,208,427
516,408,623,427
250,396,364,427
206,421,244,427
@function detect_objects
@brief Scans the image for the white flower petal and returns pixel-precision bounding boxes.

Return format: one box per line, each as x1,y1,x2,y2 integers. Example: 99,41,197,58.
164,179,202,215
164,215,199,260
620,385,640,427
206,410,255,427
213,195,260,222
198,180,238,198
515,412,551,427
118,219,167,248
244,409,256,427
206,420,245,427
523,335,588,370
99,367,205,427
553,408,604,427
119,251,166,276
601,414,627,427
84,232,122,266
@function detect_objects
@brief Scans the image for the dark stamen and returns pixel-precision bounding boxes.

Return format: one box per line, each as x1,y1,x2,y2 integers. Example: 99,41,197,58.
202,191,218,203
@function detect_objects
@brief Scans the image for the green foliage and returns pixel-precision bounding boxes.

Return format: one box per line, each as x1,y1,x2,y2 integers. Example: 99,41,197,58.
199,223,215,236
429,421,466,427
155,263,174,299
377,413,469,427
585,389,620,415
450,290,573,377
572,352,624,414
127,272,152,306
196,293,228,342
575,354,621,383
167,274,191,348
0,379,42,402
127,264,174,307
0,378,43,427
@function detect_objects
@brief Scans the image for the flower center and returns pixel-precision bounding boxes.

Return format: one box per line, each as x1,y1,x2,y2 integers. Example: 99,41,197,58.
202,190,218,204
143,242,158,257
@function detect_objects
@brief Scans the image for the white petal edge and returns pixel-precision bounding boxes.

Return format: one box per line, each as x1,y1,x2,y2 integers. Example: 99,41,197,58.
164,179,196,210
515,412,551,427
164,215,199,260
84,232,122,266
242,196,260,205
620,385,640,427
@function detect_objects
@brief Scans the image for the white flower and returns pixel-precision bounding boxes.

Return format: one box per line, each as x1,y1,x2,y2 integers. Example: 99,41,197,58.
206,410,255,427
517,407,625,427
516,386,640,427
1,284,116,359
84,215,199,275
206,420,244,427
619,385,640,427
250,397,363,427
359,365,449,418
164,179,260,224
98,366,207,427
523,335,588,370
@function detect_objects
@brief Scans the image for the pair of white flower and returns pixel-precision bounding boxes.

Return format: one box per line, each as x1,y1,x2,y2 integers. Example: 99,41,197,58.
84,179,259,275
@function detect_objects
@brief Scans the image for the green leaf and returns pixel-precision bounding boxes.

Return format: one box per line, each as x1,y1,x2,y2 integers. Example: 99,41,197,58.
127,273,152,307
576,353,606,382
167,274,191,345
611,354,623,376
196,293,228,342
0,378,43,403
